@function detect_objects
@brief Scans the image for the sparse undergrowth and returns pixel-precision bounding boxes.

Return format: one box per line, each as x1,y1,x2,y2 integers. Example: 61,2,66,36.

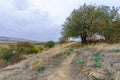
71,47,120,80
36,46,74,73
0,42,40,69
0,42,120,80
37,66,46,72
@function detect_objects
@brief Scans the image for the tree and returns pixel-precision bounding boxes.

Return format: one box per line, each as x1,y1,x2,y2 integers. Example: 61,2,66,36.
61,4,120,43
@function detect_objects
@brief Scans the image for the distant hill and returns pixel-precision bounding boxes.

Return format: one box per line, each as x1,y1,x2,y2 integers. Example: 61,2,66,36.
0,36,39,43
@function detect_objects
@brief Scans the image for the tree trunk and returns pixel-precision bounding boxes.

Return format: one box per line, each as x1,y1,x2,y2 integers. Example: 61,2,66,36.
81,33,87,43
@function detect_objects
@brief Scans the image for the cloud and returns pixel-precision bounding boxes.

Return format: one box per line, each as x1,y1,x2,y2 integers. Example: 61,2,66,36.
0,0,58,41
0,0,119,41
14,0,29,10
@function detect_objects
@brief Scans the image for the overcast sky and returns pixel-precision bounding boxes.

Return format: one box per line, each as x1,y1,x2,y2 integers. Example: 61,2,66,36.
0,0,119,41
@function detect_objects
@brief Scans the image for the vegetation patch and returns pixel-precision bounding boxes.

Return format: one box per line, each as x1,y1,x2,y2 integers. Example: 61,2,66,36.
109,61,114,67
75,50,81,57
113,49,120,53
105,69,112,78
93,52,101,68
37,66,45,72
46,41,55,48
0,42,40,68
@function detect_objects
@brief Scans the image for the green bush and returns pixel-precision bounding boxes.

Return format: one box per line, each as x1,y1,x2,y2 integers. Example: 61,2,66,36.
0,48,16,61
46,41,55,48
0,42,40,61
37,66,45,72
16,42,39,54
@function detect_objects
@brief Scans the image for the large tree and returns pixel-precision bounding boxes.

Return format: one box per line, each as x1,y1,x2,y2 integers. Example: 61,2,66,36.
61,4,120,43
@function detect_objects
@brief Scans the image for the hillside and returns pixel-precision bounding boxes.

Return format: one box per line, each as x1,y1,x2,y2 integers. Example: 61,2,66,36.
0,42,120,80
0,36,39,43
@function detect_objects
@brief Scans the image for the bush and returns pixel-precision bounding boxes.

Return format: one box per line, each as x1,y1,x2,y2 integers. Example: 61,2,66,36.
37,66,45,72
38,46,44,50
0,48,16,61
0,42,40,61
16,42,39,54
32,47,40,53
46,41,55,48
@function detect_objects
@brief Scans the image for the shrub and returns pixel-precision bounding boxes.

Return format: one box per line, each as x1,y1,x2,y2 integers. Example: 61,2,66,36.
16,42,39,54
0,42,40,61
76,60,85,64
46,41,55,48
0,48,16,61
31,47,40,53
109,61,114,67
38,46,44,51
93,52,101,68
105,69,112,77
37,66,45,72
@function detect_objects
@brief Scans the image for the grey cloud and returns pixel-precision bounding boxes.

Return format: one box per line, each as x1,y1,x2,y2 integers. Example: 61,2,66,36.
14,0,29,10
0,0,60,41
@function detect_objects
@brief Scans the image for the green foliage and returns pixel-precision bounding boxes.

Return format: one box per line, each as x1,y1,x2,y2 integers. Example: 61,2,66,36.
93,56,100,62
66,46,74,56
62,3,120,43
93,52,101,68
75,50,81,57
76,60,85,64
37,66,45,72
69,46,74,52
93,52,101,57
109,61,114,67
95,61,101,68
66,51,71,56
46,41,55,48
38,46,44,51
0,50,16,61
31,47,40,53
105,69,112,77
0,42,40,61
16,42,39,54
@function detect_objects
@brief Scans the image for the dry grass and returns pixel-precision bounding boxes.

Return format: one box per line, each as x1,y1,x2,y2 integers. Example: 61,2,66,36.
86,42,120,51
0,42,120,80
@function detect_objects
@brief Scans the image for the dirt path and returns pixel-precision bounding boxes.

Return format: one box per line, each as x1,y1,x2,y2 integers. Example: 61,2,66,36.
47,52,75,80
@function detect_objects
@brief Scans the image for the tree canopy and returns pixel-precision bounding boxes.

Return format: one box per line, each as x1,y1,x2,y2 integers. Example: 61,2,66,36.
61,4,120,43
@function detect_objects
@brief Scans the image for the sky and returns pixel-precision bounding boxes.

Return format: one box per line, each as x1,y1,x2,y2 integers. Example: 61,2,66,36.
0,0,119,42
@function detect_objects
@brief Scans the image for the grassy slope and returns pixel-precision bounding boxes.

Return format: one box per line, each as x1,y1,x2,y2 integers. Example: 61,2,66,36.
0,42,120,80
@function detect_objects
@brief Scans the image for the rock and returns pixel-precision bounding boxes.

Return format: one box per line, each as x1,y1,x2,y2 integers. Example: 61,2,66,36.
89,71,106,80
